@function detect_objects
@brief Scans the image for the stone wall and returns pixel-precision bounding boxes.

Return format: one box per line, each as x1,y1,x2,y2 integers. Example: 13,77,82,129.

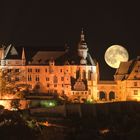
29,101,140,118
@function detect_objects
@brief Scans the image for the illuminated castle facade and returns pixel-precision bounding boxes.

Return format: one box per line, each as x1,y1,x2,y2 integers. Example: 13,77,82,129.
0,31,140,102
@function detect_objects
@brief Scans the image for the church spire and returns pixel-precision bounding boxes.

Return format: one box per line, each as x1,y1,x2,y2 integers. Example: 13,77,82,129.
78,28,88,49
22,47,25,60
22,47,26,65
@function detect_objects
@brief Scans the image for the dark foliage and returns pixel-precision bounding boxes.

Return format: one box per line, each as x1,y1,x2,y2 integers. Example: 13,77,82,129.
0,110,39,140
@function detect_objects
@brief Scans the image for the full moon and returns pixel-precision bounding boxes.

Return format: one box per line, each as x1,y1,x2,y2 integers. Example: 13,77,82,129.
104,45,129,68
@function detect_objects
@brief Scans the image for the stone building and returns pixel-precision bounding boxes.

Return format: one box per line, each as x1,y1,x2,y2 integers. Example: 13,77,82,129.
0,30,139,103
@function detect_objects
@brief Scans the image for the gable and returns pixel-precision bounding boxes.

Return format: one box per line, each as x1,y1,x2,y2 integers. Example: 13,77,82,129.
128,61,140,80
10,47,18,55
4,45,21,59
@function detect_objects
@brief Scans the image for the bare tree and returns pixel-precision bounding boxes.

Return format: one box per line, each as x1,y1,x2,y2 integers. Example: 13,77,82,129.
0,68,30,99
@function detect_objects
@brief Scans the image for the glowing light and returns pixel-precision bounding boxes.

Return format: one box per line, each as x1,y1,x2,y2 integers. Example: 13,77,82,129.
40,100,57,107
99,128,110,134
2,94,15,99
0,100,11,110
0,94,16,110
38,121,50,127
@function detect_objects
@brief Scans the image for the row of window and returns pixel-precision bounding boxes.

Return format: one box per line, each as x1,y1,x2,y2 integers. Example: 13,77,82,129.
28,75,65,82
28,69,40,72
72,91,89,95
7,69,20,73
28,68,65,73
28,76,39,81
7,77,20,81
47,84,64,88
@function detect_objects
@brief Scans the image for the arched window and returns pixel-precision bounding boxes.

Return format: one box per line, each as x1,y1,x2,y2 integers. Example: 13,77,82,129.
76,69,80,79
88,70,91,80
99,91,106,101
109,91,115,101
82,70,86,79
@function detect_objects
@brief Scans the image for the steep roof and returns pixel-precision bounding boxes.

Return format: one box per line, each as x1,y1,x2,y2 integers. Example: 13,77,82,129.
114,57,140,80
55,50,96,66
31,51,66,64
4,45,22,59
115,61,132,75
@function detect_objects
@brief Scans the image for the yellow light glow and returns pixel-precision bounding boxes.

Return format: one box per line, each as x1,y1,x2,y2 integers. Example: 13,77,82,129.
0,100,11,110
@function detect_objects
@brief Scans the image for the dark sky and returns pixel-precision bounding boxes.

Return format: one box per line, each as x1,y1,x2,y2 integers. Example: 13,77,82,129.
0,0,140,80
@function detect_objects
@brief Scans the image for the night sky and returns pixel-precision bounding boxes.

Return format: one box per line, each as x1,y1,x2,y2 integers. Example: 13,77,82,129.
0,0,140,80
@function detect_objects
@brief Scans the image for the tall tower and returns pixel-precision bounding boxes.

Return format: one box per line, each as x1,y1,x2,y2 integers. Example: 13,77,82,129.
78,29,89,64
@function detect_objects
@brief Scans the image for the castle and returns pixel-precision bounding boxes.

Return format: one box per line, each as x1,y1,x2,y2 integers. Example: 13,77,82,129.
0,30,140,103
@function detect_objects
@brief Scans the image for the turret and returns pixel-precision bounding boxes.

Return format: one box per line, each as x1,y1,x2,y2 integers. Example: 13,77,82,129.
78,29,89,64
22,47,26,65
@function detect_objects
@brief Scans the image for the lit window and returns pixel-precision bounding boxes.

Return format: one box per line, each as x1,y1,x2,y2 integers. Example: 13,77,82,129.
134,90,138,95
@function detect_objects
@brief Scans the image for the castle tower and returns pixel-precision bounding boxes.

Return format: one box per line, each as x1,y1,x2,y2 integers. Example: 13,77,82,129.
78,29,89,65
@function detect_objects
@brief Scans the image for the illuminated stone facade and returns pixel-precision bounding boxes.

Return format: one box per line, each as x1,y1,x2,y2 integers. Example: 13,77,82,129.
0,31,140,103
